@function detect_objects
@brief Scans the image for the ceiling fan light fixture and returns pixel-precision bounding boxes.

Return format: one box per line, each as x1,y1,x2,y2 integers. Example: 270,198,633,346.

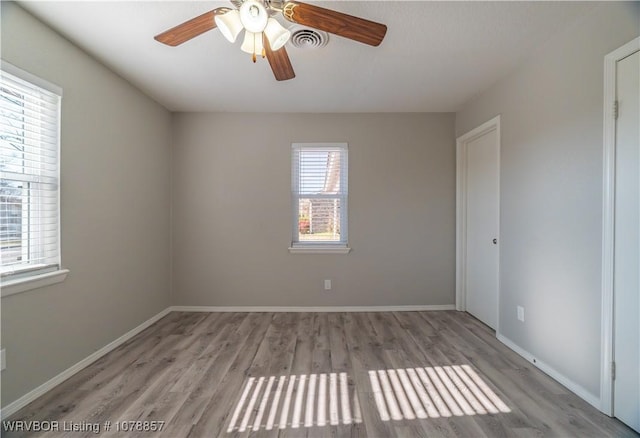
154,0,387,81
264,18,291,51
241,31,265,55
239,0,269,33
215,10,243,43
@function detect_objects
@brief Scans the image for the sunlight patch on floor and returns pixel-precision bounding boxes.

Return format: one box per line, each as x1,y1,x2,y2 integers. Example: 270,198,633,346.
369,365,511,421
226,372,362,433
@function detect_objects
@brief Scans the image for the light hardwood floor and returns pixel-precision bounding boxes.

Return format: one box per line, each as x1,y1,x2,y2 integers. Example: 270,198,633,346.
3,311,637,437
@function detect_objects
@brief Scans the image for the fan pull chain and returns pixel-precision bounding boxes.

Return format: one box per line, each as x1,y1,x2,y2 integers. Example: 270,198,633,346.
252,32,257,63
249,33,267,63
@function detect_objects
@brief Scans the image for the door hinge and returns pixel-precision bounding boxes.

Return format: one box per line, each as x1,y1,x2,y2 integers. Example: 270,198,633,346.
613,101,619,120
611,361,616,380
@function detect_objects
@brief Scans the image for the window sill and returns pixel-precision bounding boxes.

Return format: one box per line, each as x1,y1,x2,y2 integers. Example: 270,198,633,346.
1,269,69,298
288,246,351,254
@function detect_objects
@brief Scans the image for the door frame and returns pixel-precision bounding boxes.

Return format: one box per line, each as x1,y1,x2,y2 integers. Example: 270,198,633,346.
456,115,501,333
600,36,640,416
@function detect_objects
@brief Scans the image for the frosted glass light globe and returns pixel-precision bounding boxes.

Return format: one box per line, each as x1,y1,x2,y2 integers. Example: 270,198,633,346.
239,0,268,33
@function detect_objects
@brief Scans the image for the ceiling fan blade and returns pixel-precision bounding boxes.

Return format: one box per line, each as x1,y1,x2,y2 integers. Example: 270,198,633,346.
154,8,227,46
264,37,295,81
282,1,387,47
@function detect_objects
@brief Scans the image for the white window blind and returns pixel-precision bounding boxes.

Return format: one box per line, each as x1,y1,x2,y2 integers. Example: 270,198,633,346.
292,143,348,247
1,65,62,280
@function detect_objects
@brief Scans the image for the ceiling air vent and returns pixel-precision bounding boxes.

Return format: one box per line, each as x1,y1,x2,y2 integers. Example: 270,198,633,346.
289,26,329,49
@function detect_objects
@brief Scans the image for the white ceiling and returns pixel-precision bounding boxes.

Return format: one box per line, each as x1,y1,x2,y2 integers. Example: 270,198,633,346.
18,1,595,113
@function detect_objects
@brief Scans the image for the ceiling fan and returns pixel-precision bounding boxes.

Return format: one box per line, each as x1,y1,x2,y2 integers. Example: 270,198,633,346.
154,0,387,81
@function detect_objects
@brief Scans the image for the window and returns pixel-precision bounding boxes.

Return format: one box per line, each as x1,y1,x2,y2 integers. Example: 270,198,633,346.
290,143,349,254
1,62,66,293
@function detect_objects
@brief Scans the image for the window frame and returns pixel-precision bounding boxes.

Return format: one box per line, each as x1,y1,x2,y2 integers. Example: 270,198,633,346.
1,61,68,296
289,142,350,254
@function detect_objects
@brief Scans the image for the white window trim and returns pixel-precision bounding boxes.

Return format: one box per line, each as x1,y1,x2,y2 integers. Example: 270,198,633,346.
290,142,350,254
1,60,68,296
288,245,352,254
1,269,69,297
1,61,63,96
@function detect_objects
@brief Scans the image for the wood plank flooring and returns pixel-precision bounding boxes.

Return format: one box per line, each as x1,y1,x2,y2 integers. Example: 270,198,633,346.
3,311,637,437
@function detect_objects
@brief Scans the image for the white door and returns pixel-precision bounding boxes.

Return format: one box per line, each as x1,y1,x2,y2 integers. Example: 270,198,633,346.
457,118,500,329
613,49,639,433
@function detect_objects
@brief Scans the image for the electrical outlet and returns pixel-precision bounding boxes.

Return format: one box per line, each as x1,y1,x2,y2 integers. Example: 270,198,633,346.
324,279,332,290
517,306,525,322
1,349,6,371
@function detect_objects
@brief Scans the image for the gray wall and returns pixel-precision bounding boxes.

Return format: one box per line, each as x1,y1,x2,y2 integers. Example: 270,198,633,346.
455,2,640,399
172,113,456,307
1,3,172,408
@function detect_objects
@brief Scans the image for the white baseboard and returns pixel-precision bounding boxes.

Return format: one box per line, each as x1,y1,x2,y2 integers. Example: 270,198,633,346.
496,333,601,410
1,307,172,419
170,304,456,313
